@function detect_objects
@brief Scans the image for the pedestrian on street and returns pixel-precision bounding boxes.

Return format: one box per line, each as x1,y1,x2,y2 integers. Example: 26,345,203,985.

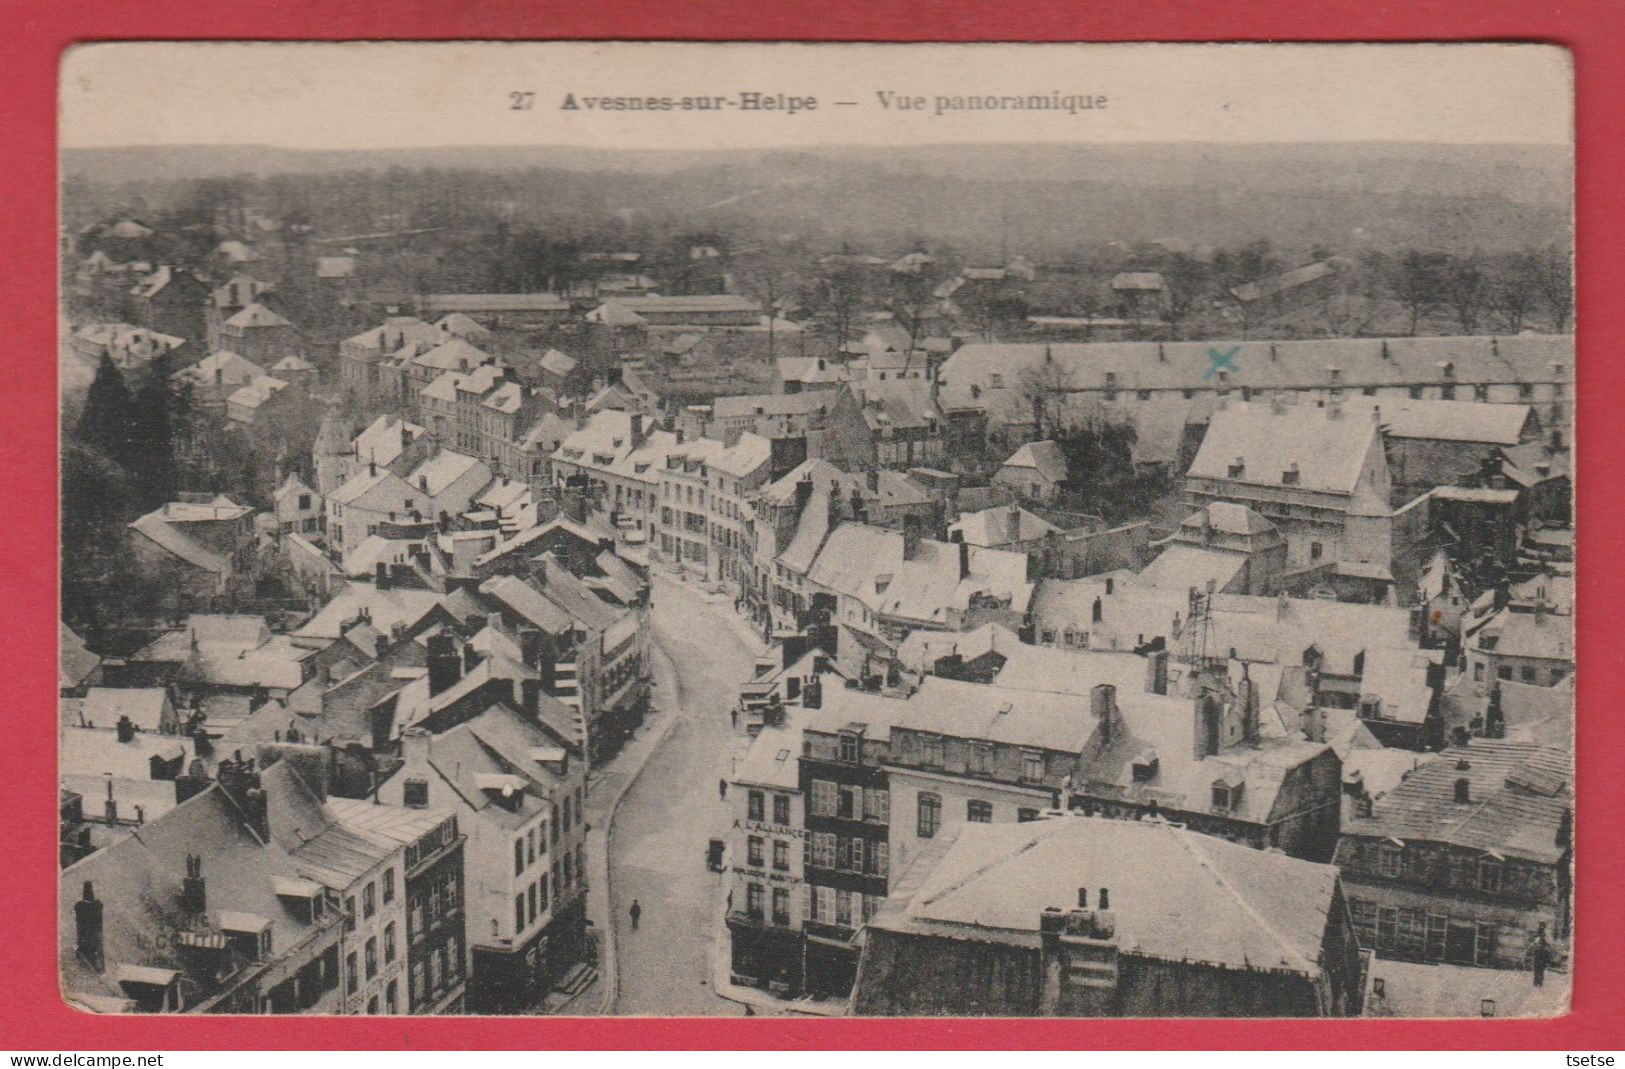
1532,923,1551,987
719,777,727,799
731,707,738,729
629,899,642,931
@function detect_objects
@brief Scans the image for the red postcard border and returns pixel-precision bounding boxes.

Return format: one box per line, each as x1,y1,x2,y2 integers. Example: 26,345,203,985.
2,0,1621,1050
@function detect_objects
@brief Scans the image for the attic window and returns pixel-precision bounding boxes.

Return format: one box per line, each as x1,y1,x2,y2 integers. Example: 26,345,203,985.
403,778,429,808
1211,778,1244,812
1281,463,1300,486
1131,751,1159,782
1228,457,1246,479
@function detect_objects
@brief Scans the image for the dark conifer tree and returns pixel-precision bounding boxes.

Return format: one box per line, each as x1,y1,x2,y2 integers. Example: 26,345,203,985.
76,353,133,463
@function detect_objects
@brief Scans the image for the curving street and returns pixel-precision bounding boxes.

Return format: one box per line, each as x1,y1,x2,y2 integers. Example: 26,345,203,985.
603,574,757,1015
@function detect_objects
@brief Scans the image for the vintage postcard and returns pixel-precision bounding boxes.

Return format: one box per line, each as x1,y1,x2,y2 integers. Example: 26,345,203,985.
56,41,1573,1019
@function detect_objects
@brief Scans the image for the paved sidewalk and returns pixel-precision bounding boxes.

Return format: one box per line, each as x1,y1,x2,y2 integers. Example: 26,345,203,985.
581,635,684,1015
703,839,850,1018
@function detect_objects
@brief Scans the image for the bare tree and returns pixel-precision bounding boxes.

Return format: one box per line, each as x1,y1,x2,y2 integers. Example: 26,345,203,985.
1015,347,1078,441
1484,253,1539,334
1532,245,1573,333
1440,254,1488,334
1387,251,1451,335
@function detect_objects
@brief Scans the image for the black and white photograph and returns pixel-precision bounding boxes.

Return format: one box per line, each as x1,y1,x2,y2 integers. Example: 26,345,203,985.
56,41,1574,1019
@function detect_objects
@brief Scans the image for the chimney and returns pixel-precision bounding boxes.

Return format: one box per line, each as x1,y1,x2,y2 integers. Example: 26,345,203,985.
1104,576,1114,596
1091,684,1118,745
375,634,389,661
375,561,390,591
1381,339,1391,361
1238,662,1259,743
1091,596,1103,624
116,715,136,743
1454,777,1471,804
426,633,461,695
1076,888,1088,909
1097,888,1110,910
1145,648,1168,695
75,881,104,971
958,537,970,579
462,642,480,674
181,853,206,913
419,474,430,493
521,678,541,718
401,727,431,769
630,413,646,447
369,458,377,477
867,469,880,493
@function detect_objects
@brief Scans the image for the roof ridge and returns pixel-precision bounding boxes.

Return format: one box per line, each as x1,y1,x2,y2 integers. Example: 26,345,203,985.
1165,821,1320,975
918,823,1058,910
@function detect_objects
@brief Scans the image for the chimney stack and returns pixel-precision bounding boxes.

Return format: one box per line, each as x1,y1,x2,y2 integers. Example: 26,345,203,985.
375,634,390,661
462,642,480,674
521,678,541,718
116,715,136,744
958,537,971,579
401,727,431,769
1145,648,1168,695
181,853,206,913
1091,684,1118,745
375,561,390,591
75,881,104,971
426,633,461,695
1454,777,1471,804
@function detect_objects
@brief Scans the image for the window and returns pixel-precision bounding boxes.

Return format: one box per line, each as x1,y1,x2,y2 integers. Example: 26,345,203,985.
747,836,764,867
922,735,943,768
872,841,889,878
363,882,376,919
563,796,573,830
537,821,548,855
538,874,549,913
1475,922,1498,966
1425,913,1448,961
746,883,765,918
1473,663,1484,682
747,790,765,821
970,743,993,775
772,887,790,925
1497,665,1513,681
528,880,539,922
384,922,396,964
385,980,397,1016
1378,845,1403,878
835,889,853,927
839,732,860,763
1018,807,1040,823
773,793,791,824
515,838,526,876
1310,542,1324,562
1021,751,1044,784
368,996,379,1015
917,793,942,839
967,800,993,823
1521,666,1537,683
346,952,358,993
403,778,428,807
563,851,574,889
848,836,865,873
837,784,857,819
365,937,378,980
514,893,525,933
810,779,837,817
772,840,789,871
528,828,537,864
862,787,889,823
812,832,836,868
1478,859,1503,894
550,804,560,845
814,885,835,922
344,896,356,933
382,869,394,904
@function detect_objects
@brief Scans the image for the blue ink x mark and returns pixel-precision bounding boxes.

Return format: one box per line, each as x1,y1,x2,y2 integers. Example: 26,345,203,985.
1204,346,1240,380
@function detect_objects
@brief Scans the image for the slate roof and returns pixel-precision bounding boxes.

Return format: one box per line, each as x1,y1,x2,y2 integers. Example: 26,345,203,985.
539,349,578,377
1379,399,1534,444
1001,440,1069,484
223,302,291,329
1188,399,1381,496
61,624,102,692
874,816,1340,977
1341,740,1571,865
292,581,445,641
1139,544,1249,594
938,335,1572,425
80,689,171,733
343,317,444,352
1472,608,1572,663
949,505,1062,547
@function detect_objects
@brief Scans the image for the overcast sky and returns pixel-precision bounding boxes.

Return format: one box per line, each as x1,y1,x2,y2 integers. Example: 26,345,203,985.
60,42,1572,152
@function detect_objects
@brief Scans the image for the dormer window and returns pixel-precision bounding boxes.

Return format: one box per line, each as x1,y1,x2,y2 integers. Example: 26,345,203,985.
1211,776,1244,812
1228,457,1246,479
1281,462,1300,486
838,729,862,763
1131,750,1159,782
